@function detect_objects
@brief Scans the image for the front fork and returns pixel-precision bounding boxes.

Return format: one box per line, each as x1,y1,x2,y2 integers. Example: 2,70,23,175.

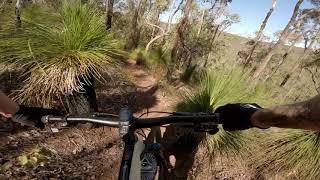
118,132,161,180
118,108,163,180
118,132,137,180
118,108,136,180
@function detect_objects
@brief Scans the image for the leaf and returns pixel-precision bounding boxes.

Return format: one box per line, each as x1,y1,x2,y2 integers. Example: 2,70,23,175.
17,155,29,166
29,157,38,164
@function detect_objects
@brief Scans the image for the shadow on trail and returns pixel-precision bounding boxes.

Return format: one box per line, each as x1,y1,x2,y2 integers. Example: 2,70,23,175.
161,125,205,180
97,85,159,114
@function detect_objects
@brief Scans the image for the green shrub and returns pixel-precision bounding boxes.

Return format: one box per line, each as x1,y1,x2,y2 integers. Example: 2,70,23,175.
130,48,171,69
0,0,124,106
253,129,320,180
175,67,268,160
180,65,198,83
129,47,147,65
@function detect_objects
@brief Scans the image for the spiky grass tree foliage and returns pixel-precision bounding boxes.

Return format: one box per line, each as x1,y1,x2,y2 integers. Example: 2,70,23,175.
175,68,268,160
0,1,124,108
253,129,320,180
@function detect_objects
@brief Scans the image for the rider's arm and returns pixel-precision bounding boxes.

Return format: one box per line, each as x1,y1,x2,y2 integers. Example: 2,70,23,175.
251,95,320,131
0,91,61,128
0,91,19,118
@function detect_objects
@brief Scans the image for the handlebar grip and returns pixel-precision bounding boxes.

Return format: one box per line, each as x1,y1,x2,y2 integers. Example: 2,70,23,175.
41,115,65,124
41,114,120,127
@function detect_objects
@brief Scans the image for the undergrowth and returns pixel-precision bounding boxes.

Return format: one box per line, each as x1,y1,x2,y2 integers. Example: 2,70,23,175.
175,67,269,162
252,129,320,180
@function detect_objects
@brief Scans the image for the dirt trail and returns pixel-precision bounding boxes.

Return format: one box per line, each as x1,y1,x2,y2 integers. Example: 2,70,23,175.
125,60,173,116
0,62,253,179
125,62,254,180
0,61,176,179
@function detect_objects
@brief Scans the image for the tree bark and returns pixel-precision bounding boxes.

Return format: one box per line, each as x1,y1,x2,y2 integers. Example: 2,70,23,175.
150,11,160,37
81,73,98,112
145,22,166,51
271,39,297,73
251,0,304,83
197,9,206,37
243,0,277,68
211,24,220,44
166,0,184,32
170,0,193,62
280,36,317,87
211,0,228,23
125,0,148,50
105,0,114,30
15,0,22,20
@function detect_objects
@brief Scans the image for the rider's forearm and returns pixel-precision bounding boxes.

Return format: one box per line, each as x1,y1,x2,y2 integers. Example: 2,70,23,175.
0,91,19,118
251,95,320,131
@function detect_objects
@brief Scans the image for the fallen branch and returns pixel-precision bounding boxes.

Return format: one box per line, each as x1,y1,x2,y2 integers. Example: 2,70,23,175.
145,21,167,51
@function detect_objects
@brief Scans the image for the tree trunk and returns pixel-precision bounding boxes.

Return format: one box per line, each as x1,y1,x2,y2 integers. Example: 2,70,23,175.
145,22,166,51
170,0,193,62
211,24,220,44
268,40,297,77
82,74,98,112
197,9,206,37
269,23,319,80
125,0,148,50
243,0,277,68
251,0,304,83
280,37,317,87
105,0,114,30
152,10,160,36
66,73,98,115
166,0,184,32
15,0,22,27
270,31,305,78
211,0,228,23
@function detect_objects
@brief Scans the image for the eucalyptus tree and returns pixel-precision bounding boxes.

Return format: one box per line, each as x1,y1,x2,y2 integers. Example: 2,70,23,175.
170,0,193,62
105,0,114,30
125,0,148,50
280,26,320,87
243,0,277,68
251,0,304,82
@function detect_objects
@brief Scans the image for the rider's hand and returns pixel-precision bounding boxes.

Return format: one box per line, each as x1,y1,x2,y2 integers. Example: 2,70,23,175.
215,103,262,131
11,105,62,129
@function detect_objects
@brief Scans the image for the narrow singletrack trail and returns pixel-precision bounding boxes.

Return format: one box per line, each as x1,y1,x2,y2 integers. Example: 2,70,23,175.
124,60,174,117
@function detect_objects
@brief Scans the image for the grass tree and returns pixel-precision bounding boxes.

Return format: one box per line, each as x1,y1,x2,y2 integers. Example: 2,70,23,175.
0,0,124,112
176,67,268,157
165,67,269,178
253,129,320,180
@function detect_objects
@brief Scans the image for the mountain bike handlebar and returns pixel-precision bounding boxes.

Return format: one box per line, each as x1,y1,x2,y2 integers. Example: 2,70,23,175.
41,109,221,131
131,114,220,128
41,108,221,180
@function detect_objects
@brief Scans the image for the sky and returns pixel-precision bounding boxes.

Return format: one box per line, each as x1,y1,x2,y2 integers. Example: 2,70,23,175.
160,0,315,41
226,0,315,40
